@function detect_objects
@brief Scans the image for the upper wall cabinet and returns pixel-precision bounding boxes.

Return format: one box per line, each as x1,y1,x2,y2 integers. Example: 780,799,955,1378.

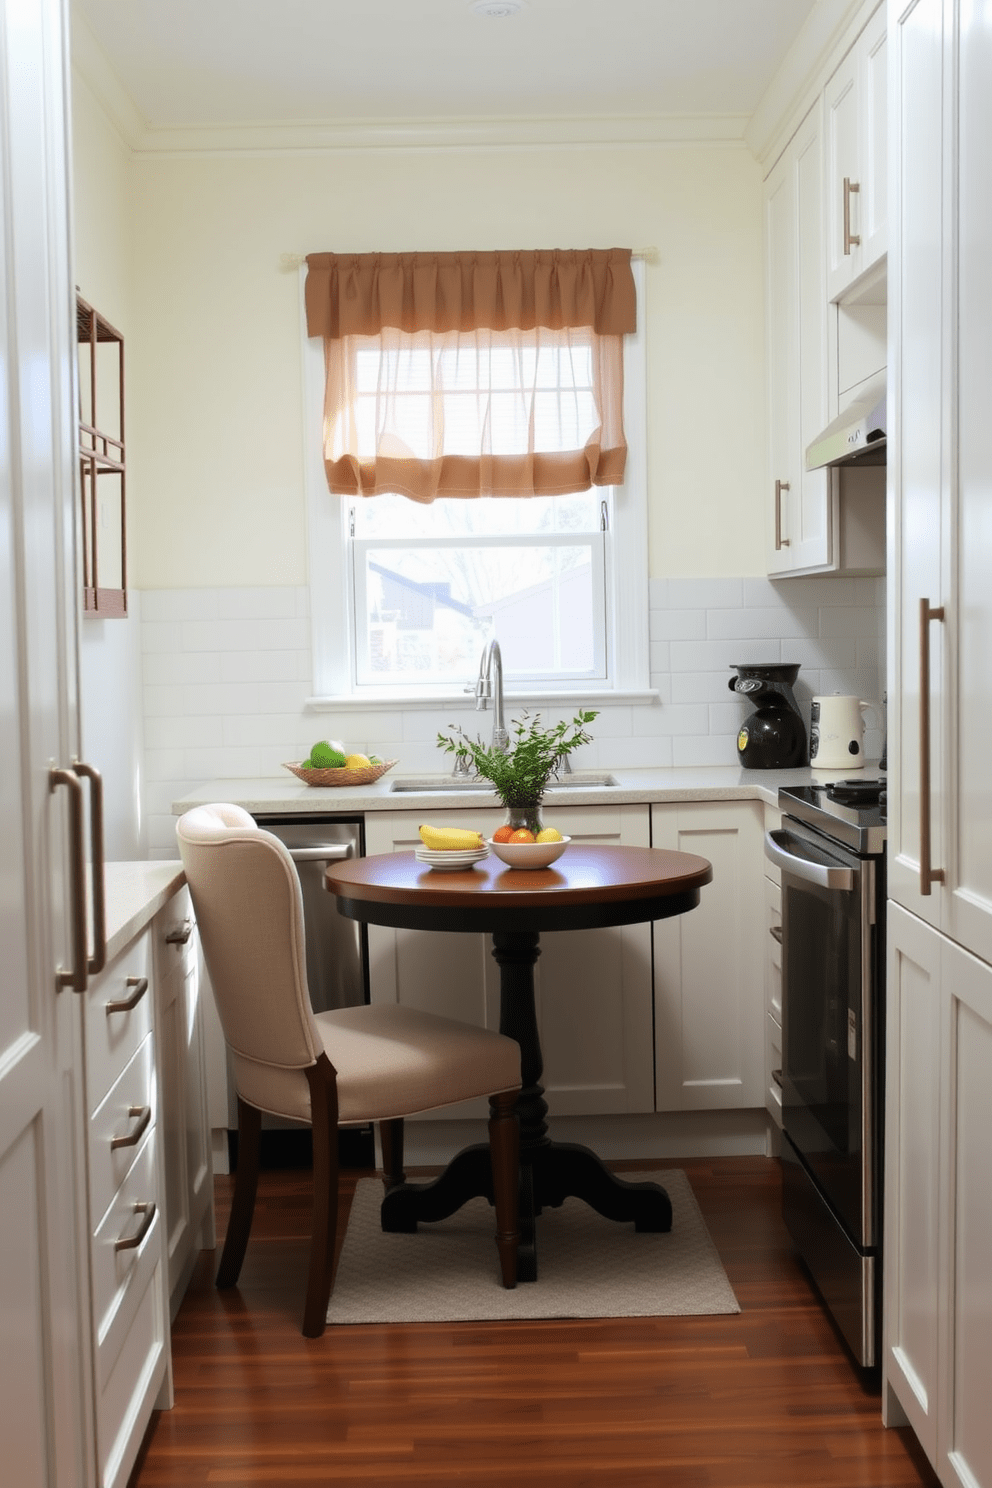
824,4,888,300
765,101,832,574
77,295,128,617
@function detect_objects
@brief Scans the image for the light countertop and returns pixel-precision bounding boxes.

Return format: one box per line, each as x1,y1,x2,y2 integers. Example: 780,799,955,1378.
104,859,186,962
172,763,884,819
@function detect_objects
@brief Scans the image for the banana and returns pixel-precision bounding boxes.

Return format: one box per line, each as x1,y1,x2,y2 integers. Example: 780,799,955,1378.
418,824,485,851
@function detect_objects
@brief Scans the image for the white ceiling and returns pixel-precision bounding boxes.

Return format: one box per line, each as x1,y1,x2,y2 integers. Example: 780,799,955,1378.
73,0,819,133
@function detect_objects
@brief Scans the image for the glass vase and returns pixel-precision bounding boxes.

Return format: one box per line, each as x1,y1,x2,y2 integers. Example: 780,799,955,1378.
505,802,544,837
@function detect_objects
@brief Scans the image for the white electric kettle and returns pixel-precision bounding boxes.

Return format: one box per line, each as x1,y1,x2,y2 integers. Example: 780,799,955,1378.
809,695,877,770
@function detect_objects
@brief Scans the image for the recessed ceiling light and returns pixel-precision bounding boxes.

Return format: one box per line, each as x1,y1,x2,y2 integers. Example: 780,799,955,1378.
470,0,525,16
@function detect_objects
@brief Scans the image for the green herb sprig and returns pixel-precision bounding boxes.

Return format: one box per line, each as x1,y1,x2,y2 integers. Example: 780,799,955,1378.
436,710,598,808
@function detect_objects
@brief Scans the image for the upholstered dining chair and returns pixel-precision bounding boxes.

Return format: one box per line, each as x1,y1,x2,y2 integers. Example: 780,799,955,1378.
176,803,521,1337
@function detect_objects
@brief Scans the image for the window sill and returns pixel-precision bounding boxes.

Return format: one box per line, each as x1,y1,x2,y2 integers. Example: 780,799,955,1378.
305,687,659,713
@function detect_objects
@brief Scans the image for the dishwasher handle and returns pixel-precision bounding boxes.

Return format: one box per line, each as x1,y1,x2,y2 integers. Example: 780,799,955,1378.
285,843,354,863
764,829,854,891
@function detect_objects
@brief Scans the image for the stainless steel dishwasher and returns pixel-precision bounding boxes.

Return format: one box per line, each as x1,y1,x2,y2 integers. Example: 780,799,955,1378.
254,815,369,1015
250,815,373,1165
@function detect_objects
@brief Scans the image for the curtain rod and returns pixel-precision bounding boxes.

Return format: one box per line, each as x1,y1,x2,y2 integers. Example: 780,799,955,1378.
279,247,659,272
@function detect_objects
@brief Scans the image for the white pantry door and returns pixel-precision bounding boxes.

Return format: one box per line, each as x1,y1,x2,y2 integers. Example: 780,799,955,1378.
0,2,90,1486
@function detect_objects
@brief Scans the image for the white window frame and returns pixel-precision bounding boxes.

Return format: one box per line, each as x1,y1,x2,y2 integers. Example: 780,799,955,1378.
301,257,650,706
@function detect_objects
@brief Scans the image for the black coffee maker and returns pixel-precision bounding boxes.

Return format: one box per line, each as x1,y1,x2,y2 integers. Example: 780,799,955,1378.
729,662,807,768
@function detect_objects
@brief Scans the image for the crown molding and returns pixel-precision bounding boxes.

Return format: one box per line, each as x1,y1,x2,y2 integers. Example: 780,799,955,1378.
744,0,878,171
72,105,753,158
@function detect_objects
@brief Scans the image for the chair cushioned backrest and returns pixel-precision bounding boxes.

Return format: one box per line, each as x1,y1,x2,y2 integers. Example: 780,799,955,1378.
177,805,323,1086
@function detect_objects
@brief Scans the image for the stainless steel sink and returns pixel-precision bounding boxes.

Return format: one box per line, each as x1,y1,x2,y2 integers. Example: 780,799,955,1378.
388,772,618,793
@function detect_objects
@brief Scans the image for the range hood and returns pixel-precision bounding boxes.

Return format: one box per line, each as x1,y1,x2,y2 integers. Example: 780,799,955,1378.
805,373,886,470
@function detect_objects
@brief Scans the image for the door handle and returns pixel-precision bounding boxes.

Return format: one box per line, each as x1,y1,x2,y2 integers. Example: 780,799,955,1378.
74,761,106,975
919,598,946,895
774,480,790,550
286,844,353,863
843,177,861,254
50,767,88,991
764,830,854,890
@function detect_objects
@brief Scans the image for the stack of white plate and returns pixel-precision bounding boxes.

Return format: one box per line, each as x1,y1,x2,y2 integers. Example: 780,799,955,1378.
414,845,490,871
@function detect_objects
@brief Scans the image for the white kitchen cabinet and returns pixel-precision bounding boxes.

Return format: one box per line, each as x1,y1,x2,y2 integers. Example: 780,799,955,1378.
886,1,992,1482
363,803,655,1118
888,0,992,966
765,100,832,574
824,3,888,301
153,886,215,1317
651,800,765,1112
84,928,171,1488
885,905,992,1488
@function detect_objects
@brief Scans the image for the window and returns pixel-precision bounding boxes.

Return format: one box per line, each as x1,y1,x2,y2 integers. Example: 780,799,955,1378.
303,258,648,703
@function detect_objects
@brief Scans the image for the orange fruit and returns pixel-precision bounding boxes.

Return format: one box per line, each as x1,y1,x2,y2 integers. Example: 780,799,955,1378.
509,828,536,843
492,825,516,842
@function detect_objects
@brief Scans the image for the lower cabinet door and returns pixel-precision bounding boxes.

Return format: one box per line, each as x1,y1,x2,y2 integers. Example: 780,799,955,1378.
364,804,654,1117
651,801,765,1110
935,934,992,1488
884,903,942,1462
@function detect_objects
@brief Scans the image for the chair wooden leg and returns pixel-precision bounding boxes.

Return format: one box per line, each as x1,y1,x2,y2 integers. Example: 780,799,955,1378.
303,1055,339,1338
488,1089,520,1289
216,1098,261,1289
380,1117,405,1191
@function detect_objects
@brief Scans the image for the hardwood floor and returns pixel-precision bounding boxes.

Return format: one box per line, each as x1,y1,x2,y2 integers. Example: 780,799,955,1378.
131,1156,939,1488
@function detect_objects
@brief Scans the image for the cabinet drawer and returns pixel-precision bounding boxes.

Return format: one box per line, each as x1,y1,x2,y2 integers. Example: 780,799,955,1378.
91,1126,161,1363
85,931,153,1110
152,885,195,984
95,1247,167,1488
89,1035,155,1231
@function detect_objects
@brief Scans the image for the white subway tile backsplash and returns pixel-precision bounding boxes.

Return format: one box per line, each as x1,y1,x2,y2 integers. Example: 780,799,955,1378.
138,577,886,818
671,638,782,672
672,735,738,768
650,609,706,641
667,577,743,609
706,605,819,640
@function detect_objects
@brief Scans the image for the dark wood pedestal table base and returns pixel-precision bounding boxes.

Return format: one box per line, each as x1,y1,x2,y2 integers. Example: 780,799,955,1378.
325,844,713,1283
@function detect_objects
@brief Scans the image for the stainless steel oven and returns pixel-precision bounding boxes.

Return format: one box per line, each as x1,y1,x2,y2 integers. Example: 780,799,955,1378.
764,779,886,1366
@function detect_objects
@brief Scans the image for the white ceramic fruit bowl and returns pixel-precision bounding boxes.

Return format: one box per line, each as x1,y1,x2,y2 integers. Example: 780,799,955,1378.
487,834,571,869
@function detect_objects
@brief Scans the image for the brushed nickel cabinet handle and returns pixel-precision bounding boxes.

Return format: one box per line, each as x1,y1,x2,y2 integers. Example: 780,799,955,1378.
843,177,861,253
775,480,790,550
50,767,88,992
73,761,106,976
919,597,946,895
772,1068,783,1088
770,925,783,944
110,1105,152,1151
106,975,149,1015
164,919,193,945
114,1200,156,1253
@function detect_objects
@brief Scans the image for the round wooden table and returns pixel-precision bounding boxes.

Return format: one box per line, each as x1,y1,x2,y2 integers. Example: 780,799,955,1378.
325,843,713,1282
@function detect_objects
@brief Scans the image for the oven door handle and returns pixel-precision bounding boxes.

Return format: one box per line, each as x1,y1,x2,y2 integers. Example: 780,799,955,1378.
764,830,855,890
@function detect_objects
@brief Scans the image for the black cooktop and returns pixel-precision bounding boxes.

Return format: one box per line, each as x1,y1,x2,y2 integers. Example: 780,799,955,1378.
778,778,887,857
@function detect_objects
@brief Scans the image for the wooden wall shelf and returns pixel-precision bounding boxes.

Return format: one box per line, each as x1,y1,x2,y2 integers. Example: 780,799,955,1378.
77,294,127,617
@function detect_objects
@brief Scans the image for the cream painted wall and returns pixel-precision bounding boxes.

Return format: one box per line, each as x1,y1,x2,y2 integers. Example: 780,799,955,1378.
72,78,147,859
121,142,767,588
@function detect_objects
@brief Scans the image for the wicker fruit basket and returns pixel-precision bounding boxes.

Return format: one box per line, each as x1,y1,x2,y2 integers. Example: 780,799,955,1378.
282,759,397,788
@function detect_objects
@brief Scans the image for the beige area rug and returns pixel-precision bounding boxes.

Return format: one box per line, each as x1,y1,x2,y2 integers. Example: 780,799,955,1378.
327,1168,740,1325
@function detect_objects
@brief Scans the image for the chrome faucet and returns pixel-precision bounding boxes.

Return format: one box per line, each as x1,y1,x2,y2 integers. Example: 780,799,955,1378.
474,639,509,752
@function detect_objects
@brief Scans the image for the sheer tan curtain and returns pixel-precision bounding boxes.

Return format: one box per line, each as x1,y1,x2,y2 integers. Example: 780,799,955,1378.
304,249,636,504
